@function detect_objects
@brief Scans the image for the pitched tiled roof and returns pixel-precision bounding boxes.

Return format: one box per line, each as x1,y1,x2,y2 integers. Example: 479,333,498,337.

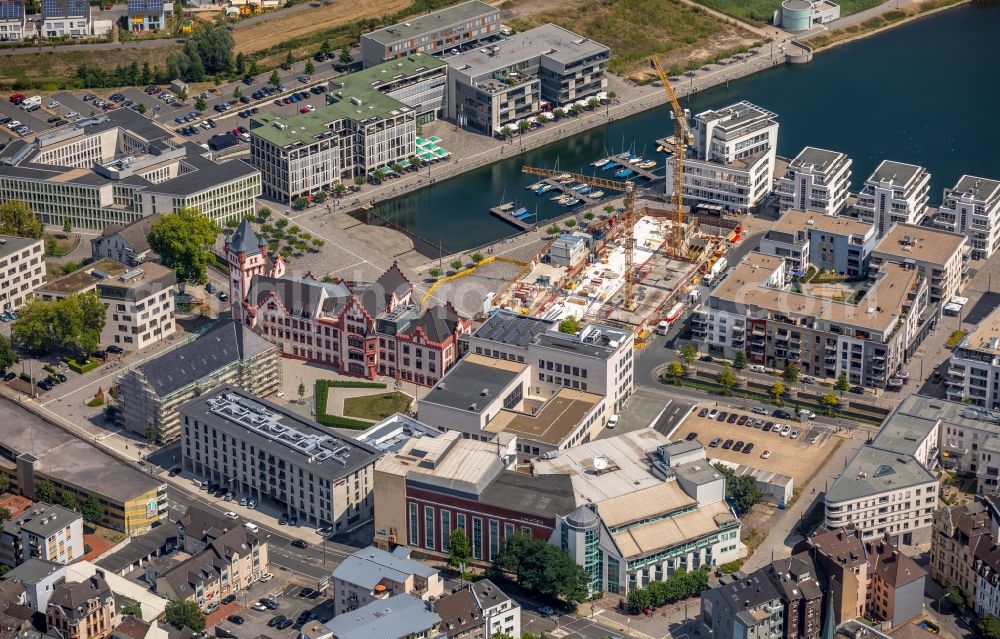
409,303,462,343
247,275,352,319
49,574,111,621
360,262,411,316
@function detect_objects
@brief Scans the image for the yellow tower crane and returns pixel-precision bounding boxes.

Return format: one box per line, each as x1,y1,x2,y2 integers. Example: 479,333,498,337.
521,167,637,311
651,55,693,257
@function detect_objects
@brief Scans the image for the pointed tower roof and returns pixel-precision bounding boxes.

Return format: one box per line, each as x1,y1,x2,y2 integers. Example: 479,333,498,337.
229,219,262,256
821,584,837,639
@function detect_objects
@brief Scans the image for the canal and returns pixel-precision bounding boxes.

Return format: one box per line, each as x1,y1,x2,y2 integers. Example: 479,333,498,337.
376,3,1000,253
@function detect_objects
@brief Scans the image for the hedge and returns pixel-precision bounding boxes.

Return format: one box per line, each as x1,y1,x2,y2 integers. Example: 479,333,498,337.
67,358,99,374
314,379,386,431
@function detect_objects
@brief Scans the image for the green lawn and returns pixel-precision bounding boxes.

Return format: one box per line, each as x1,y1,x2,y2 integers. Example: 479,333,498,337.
343,392,412,421
694,0,882,26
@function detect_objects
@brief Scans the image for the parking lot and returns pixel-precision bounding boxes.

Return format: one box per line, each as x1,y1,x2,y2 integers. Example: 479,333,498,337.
211,580,335,638
679,404,837,487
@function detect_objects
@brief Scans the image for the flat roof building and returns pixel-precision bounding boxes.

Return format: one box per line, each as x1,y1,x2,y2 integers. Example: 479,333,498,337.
855,160,931,239
776,146,853,216
870,222,969,306
178,386,382,531
318,593,441,639
361,0,500,67
948,307,1000,410
0,235,44,311
935,175,1000,260
759,209,877,276
0,108,260,229
445,24,608,136
0,503,84,568
331,546,443,616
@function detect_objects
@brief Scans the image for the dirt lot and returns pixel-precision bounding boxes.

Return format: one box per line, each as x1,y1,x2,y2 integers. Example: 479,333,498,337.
0,46,174,90
681,405,841,489
502,0,758,79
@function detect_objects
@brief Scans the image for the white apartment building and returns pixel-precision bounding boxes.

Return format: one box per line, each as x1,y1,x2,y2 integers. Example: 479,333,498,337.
469,580,521,639
0,235,44,310
0,504,84,568
0,109,261,230
665,101,778,212
465,310,635,412
0,0,26,40
178,386,383,532
947,306,1000,409
36,258,177,352
855,160,931,238
869,222,969,306
935,175,1000,260
40,0,90,38
330,546,444,616
776,146,853,215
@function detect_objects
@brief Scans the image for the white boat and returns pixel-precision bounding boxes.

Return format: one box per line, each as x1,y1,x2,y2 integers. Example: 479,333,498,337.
629,156,644,165
591,157,609,167
588,190,605,199
640,161,657,170
556,173,573,183
526,181,544,190
550,193,566,201
563,198,580,206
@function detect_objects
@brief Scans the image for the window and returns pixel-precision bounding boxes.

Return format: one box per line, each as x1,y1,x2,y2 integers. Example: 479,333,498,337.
489,520,499,560
424,506,435,550
408,503,418,546
441,511,451,552
472,517,482,559
456,513,466,535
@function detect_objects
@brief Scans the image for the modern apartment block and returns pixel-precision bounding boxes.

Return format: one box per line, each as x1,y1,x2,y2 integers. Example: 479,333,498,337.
692,252,929,387
250,55,448,202
758,209,877,275
0,503,84,568
777,146,853,215
40,0,90,38
331,546,444,616
126,0,166,32
0,235,44,310
360,0,500,67
0,109,260,229
855,161,931,238
934,175,1000,260
178,386,382,531
665,101,779,212
36,258,177,352
228,222,470,386
445,24,609,136
869,223,969,306
946,306,1000,409
0,0,26,41
113,319,282,442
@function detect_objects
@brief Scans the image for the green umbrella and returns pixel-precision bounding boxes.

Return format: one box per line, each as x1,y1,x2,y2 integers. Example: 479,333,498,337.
428,136,441,143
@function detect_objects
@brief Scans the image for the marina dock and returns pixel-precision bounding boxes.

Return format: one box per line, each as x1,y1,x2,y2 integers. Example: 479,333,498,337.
490,202,537,231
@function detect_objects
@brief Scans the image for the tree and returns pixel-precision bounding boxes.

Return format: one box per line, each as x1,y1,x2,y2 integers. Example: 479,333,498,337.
714,463,762,514
283,50,294,69
0,508,10,528
319,39,331,55
491,533,588,602
334,182,348,197
293,198,309,210
979,615,1000,639
410,155,423,169
471,252,484,263
82,494,103,526
564,219,577,228
553,107,566,119
232,86,241,100
570,103,584,115
0,474,8,494
195,97,207,111
13,292,105,357
235,51,247,75
147,208,220,285
945,586,964,607
249,59,260,76
821,393,840,415
587,97,600,110
304,60,315,75
448,529,472,569
190,27,235,75
680,344,698,366
783,363,799,386
583,211,595,221
546,225,560,235
0,201,42,238
165,600,205,632
558,317,579,334
499,125,513,139
667,360,685,385
269,69,281,87
450,259,463,272
0,335,15,372
354,175,367,188
603,204,615,216
339,46,353,64
718,363,736,395
61,492,80,513
770,381,785,404
62,217,72,234
121,598,143,619
136,103,147,115
518,120,531,135
35,480,55,503
297,382,306,401
429,268,442,279
607,91,617,101
732,350,747,372
835,372,850,395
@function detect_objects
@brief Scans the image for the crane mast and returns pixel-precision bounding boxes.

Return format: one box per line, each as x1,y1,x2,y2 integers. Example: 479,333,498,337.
651,55,692,257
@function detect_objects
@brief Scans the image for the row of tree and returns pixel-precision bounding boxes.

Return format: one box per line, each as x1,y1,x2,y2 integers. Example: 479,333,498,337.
626,566,710,611
166,27,237,83
12,292,106,357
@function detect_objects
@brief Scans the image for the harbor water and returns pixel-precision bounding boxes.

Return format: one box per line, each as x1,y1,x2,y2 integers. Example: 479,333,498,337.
377,3,1000,253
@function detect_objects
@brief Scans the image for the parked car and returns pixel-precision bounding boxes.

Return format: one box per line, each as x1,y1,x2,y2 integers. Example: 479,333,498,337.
742,443,754,454
204,603,219,615
763,421,774,432
606,414,619,429
736,415,748,425
726,413,738,423
749,365,766,373
798,409,816,420
709,437,722,448
773,409,792,419
751,406,768,415
698,408,708,418
3,372,16,382
780,424,791,437
732,441,744,452
849,385,865,394
761,450,772,459
227,615,244,625
686,431,698,441
707,408,718,419
722,439,734,449
224,511,238,519
291,539,308,549
221,594,237,605
717,411,728,422
106,344,123,354
790,429,800,439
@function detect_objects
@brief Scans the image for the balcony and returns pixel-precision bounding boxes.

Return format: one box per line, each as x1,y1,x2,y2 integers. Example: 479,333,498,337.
732,325,745,333
825,343,837,352
692,327,707,338
731,334,744,344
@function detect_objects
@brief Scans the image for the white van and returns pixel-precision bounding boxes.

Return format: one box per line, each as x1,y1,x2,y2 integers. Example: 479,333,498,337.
20,96,41,109
656,320,669,335
244,522,259,533
606,414,619,429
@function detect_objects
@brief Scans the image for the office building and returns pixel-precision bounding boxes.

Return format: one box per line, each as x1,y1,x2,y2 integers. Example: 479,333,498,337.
90,213,159,266
869,223,969,306
777,147,853,215
360,0,500,67
250,55,449,202
466,309,634,412
445,24,608,136
692,252,930,387
855,161,931,238
36,258,177,352
0,503,84,568
0,0,26,41
0,400,167,534
0,109,261,230
759,209,877,275
931,501,991,607
0,235,44,310
331,546,443,616
665,101,779,212
228,224,469,385
126,0,166,32
47,571,117,639
935,175,1000,260
148,507,268,605
178,386,382,531
40,0,90,38
113,319,281,442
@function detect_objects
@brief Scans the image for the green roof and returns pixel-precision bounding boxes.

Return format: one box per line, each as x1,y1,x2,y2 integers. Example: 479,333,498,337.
251,53,445,148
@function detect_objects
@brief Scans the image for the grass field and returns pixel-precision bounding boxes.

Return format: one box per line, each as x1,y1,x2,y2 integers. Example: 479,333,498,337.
343,391,412,421
506,0,756,78
693,0,883,26
0,46,175,90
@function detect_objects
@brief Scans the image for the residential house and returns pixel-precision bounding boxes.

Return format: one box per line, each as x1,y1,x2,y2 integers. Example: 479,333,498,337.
90,213,159,267
331,546,443,616
46,571,118,639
